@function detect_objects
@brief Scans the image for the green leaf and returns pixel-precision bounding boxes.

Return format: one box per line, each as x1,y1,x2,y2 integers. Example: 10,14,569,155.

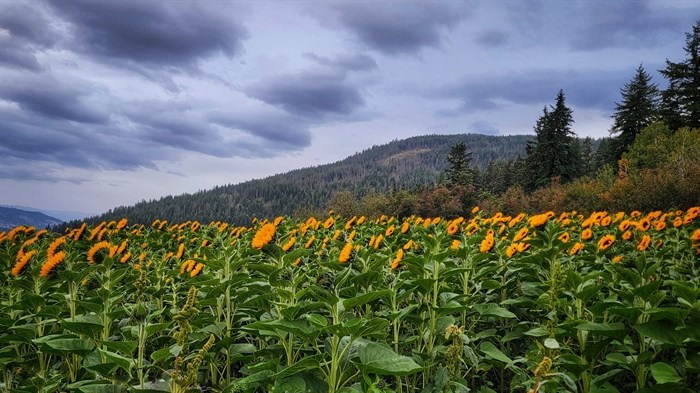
42,338,95,356
76,384,126,393
100,341,137,355
474,303,517,319
144,322,170,337
274,356,322,380
98,348,135,373
634,320,683,346
479,341,512,364
61,321,104,339
273,376,306,393
343,290,391,309
544,338,560,349
576,322,628,342
356,341,422,376
650,362,682,384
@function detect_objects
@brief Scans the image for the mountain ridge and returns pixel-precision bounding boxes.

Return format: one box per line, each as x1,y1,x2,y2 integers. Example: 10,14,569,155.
0,206,64,230
65,133,532,227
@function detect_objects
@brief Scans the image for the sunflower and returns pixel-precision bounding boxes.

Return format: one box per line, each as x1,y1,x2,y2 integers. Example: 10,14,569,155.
282,237,296,252
612,255,623,264
447,222,459,235
597,235,615,251
558,232,570,243
339,242,353,263
480,233,495,253
581,229,593,241
11,250,36,277
450,239,461,250
569,242,585,255
513,227,529,242
87,241,111,264
637,218,651,231
506,243,518,258
390,249,404,270
637,235,651,252
251,223,276,250
40,251,65,277
528,213,550,228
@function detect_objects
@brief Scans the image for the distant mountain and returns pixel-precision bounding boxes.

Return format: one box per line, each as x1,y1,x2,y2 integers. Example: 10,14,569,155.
68,133,531,227
0,206,63,230
1,205,90,222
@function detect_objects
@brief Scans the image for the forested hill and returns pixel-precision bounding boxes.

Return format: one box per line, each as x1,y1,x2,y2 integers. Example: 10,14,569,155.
72,134,530,226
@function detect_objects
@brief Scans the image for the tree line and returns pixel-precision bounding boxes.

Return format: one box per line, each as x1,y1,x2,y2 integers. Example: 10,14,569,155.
327,21,700,218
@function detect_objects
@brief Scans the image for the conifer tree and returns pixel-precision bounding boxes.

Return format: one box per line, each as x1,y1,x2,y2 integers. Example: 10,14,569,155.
444,142,474,188
525,90,581,189
659,21,700,130
610,65,659,159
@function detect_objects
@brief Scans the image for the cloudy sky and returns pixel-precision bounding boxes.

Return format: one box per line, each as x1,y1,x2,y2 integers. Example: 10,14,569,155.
1,0,698,216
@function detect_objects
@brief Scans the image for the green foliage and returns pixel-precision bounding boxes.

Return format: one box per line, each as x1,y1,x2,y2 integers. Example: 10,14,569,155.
610,64,660,159
525,90,583,190
659,21,700,130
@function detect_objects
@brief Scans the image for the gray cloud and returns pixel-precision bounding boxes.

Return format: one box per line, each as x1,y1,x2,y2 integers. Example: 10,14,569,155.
475,29,509,47
503,0,698,51
0,72,312,181
304,53,378,72
332,2,469,55
569,0,694,50
49,0,247,66
1,75,111,124
437,68,642,114
469,121,500,136
247,71,366,118
43,0,247,90
0,1,61,71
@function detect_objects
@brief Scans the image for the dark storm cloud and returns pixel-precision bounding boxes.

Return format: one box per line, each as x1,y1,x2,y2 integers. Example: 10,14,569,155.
332,2,468,55
247,71,366,118
438,68,637,114
0,2,61,71
46,0,247,74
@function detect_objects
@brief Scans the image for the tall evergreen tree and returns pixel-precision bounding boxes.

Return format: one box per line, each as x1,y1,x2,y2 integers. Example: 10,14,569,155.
444,142,474,188
610,64,659,159
525,90,581,189
659,21,700,130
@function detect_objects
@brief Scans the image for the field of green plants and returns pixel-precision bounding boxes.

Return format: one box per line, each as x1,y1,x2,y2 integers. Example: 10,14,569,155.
2,208,700,393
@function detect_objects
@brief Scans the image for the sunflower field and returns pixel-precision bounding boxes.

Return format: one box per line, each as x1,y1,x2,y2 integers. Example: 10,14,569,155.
2,207,700,393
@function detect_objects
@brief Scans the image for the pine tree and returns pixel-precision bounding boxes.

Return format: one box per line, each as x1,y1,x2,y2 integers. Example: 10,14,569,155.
659,21,700,130
610,64,659,159
444,142,474,188
525,90,581,189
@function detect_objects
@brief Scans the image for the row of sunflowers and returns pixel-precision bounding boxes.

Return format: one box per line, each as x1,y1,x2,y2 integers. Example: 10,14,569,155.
1,207,699,392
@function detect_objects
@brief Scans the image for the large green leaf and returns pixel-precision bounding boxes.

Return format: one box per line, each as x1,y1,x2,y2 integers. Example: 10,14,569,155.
356,341,422,376
479,341,512,364
634,320,684,346
98,348,135,373
576,322,628,342
650,362,682,384
343,290,391,309
274,355,322,379
474,303,517,319
42,338,95,356
61,321,104,339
